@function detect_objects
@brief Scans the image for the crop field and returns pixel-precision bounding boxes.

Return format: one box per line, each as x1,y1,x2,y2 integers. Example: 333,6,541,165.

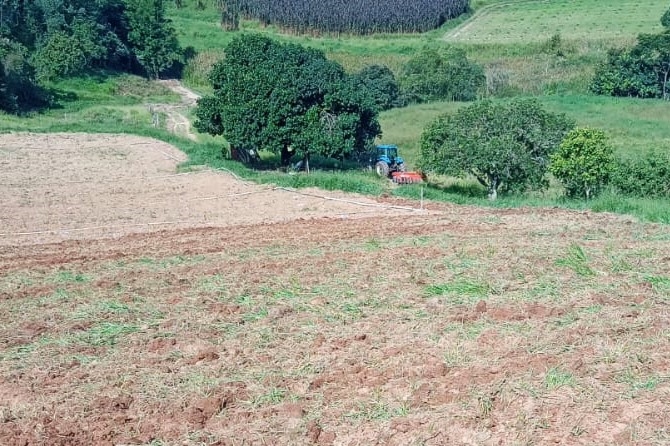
1,134,670,445
445,0,668,43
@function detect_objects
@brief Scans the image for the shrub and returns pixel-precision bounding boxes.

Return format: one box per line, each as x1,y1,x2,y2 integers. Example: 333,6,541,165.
400,47,485,103
591,7,670,99
611,151,670,198
550,128,615,199
352,65,405,111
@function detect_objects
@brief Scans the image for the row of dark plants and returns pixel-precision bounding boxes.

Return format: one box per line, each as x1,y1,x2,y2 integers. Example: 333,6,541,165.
233,0,469,34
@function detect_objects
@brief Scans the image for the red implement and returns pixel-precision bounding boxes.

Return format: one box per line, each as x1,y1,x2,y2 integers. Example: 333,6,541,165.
391,171,424,184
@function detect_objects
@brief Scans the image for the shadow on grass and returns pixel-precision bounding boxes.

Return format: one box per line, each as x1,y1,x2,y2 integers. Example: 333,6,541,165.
251,152,371,173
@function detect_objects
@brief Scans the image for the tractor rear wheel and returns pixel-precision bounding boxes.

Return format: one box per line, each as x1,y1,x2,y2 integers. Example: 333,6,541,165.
375,161,390,177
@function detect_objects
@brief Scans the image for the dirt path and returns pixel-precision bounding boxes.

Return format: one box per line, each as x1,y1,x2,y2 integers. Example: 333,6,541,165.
150,80,202,140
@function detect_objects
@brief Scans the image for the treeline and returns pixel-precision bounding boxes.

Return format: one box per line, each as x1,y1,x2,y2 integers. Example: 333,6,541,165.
229,0,470,34
0,0,182,113
591,7,670,99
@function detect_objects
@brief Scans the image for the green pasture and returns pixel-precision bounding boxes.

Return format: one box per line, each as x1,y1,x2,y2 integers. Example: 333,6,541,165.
446,0,667,44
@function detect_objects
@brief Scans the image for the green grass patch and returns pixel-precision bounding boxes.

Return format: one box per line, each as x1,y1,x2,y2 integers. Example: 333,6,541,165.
555,245,595,277
544,367,576,389
425,279,491,302
446,0,666,44
78,323,139,347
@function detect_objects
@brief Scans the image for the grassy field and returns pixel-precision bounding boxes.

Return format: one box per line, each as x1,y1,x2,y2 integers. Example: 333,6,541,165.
2,0,669,224
446,0,667,44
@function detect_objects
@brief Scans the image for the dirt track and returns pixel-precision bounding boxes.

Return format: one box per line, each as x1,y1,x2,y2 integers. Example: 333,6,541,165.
1,133,669,446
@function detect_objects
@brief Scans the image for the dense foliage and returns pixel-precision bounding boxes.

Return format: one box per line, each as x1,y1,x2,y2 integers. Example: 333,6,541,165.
549,128,615,199
235,0,470,34
194,35,381,166
126,0,183,79
352,65,405,111
591,7,670,99
611,151,670,198
0,0,181,112
419,99,574,200
400,47,485,103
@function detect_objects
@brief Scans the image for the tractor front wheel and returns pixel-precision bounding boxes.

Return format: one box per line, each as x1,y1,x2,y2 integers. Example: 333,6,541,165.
375,161,390,177
398,163,407,172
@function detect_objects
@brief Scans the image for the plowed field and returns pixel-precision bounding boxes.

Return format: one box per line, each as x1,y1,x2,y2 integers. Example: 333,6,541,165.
1,134,669,445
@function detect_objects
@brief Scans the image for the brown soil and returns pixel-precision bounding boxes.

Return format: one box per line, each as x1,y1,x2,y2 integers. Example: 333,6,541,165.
1,133,669,446
0,133,417,247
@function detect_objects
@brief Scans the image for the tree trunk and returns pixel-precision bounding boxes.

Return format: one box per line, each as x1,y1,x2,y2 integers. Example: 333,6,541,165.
304,152,310,174
487,175,499,200
281,145,292,166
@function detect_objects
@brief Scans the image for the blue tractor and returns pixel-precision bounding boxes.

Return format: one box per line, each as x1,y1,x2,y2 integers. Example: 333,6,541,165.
374,144,406,177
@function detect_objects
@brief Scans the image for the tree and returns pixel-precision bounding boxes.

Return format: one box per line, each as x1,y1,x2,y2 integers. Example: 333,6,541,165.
352,64,405,111
125,0,182,79
591,6,670,99
549,128,615,199
400,47,485,103
0,38,46,113
419,99,574,200
194,35,381,166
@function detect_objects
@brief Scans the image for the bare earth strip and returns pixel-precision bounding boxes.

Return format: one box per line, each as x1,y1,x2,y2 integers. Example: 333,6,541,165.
0,133,417,246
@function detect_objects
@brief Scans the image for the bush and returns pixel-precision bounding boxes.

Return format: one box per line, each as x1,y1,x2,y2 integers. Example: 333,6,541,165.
352,65,405,111
611,151,670,198
400,47,485,103
550,128,615,199
0,39,47,113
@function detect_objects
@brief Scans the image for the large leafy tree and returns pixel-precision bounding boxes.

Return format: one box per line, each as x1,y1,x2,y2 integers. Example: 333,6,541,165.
194,35,381,166
125,0,182,79
419,99,574,200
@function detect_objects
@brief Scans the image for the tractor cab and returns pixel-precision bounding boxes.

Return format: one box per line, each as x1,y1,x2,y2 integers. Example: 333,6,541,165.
372,144,423,184
377,144,403,166
375,144,405,177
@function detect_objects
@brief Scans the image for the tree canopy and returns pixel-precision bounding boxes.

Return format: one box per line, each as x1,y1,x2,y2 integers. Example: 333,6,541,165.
549,128,615,200
194,35,381,165
126,0,182,79
400,47,485,103
419,99,575,200
0,0,182,112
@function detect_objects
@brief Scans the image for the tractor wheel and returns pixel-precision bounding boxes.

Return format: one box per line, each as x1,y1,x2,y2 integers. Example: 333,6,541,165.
398,163,407,172
375,161,390,177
